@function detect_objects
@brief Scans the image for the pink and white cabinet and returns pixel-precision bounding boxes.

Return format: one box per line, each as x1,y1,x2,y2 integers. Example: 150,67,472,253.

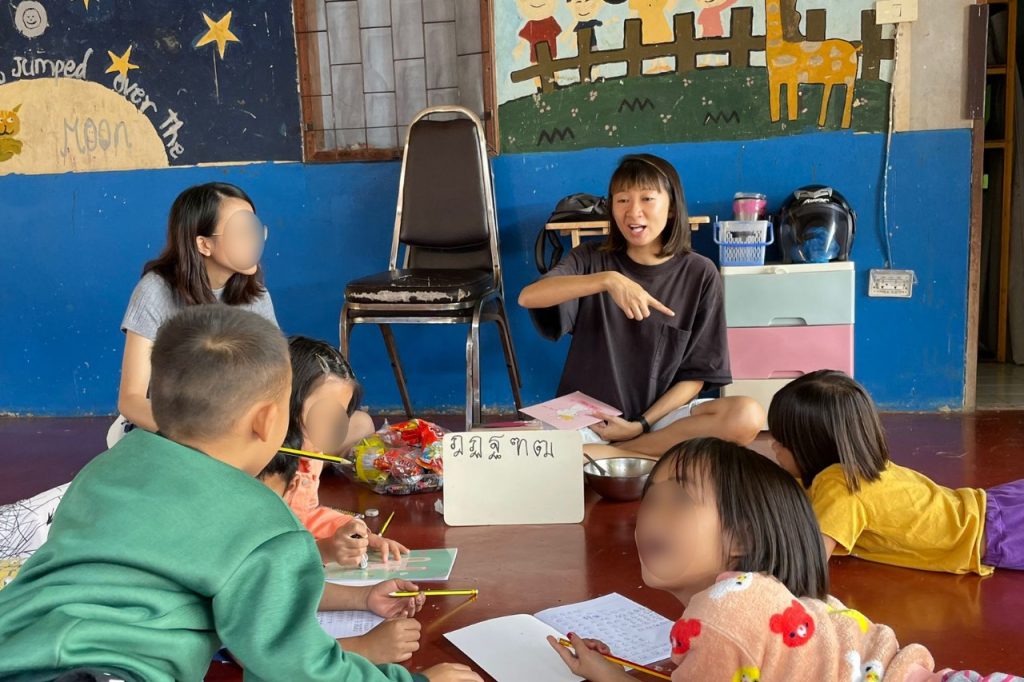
720,262,855,426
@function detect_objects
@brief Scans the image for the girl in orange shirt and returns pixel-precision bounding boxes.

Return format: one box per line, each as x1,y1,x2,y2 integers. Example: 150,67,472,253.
281,336,407,566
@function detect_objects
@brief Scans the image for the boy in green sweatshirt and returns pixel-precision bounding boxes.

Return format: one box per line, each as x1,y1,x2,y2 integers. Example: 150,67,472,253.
0,305,480,682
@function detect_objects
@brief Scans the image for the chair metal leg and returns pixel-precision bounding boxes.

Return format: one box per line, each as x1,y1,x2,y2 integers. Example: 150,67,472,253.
464,323,475,432
496,297,523,387
339,304,352,358
379,325,414,418
472,313,482,427
491,296,524,403
344,296,519,428
493,311,524,411
464,304,483,431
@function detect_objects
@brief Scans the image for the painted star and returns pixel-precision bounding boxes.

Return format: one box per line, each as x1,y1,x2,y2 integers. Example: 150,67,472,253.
196,11,240,59
105,46,139,79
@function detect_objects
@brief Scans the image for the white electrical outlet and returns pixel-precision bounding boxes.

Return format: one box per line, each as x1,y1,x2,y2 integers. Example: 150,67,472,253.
876,0,918,24
869,269,915,298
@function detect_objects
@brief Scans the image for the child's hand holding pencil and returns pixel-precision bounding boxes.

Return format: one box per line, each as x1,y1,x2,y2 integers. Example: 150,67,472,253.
547,632,626,682
319,518,370,567
547,632,671,681
366,579,426,618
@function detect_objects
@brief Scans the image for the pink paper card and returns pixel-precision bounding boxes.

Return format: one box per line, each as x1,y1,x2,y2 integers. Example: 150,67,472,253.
520,392,623,430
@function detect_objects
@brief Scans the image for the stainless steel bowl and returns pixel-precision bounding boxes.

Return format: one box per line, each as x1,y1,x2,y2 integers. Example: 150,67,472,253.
583,457,656,502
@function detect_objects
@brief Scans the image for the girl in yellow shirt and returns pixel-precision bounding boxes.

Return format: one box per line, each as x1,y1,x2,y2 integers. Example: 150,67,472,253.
767,370,1024,575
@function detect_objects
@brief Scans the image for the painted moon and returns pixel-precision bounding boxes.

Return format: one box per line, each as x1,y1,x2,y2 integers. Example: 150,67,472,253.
0,78,169,175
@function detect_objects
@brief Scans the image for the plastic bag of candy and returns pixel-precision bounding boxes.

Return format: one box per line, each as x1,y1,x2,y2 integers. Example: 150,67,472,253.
340,419,445,495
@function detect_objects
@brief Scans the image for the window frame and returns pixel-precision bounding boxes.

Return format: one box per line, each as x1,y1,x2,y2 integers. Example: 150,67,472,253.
293,0,498,162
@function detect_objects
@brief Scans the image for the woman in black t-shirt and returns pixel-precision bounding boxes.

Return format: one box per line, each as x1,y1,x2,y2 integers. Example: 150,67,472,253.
519,154,764,459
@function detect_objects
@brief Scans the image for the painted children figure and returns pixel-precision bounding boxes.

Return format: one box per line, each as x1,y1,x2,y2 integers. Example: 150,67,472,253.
0,306,481,682
514,0,562,63
627,0,677,72
564,0,604,50
628,0,676,43
559,0,624,82
695,0,738,38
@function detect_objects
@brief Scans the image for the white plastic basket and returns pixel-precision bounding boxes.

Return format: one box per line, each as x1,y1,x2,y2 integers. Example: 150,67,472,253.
713,220,774,266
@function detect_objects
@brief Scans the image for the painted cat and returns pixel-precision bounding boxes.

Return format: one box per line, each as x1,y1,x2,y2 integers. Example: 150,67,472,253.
0,104,24,162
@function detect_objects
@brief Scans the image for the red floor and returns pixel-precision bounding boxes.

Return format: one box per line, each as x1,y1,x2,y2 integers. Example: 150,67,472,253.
3,412,1024,676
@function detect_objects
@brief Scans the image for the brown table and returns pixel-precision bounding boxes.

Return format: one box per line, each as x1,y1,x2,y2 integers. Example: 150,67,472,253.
3,416,1021,679
207,460,1024,680
199,413,1024,675
314,484,678,679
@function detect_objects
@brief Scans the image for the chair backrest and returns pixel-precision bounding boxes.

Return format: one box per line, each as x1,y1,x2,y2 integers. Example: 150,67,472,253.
389,107,501,284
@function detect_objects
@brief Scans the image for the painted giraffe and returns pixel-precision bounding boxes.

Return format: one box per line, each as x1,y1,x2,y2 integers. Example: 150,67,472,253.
764,0,861,128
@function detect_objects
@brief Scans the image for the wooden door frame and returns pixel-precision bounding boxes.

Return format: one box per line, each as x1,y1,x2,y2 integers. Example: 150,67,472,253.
964,0,989,412
965,115,984,412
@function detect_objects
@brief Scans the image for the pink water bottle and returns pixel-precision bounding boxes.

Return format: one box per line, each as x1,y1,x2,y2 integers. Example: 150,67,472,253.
733,193,767,221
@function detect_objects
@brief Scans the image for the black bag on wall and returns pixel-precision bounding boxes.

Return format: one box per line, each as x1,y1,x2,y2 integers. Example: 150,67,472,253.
535,193,609,274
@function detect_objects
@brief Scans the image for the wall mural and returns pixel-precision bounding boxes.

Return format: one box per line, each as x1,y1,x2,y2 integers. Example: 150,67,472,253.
0,0,301,176
496,0,896,152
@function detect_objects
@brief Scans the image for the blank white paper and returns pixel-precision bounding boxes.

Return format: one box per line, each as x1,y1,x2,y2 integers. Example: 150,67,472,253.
445,614,584,682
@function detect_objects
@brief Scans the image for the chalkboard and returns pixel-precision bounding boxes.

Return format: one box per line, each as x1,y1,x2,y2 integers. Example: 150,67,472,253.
0,0,301,175
442,431,585,527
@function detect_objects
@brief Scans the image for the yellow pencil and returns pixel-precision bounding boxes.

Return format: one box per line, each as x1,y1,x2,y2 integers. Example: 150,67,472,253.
278,446,345,464
379,511,395,536
389,589,479,598
557,638,671,680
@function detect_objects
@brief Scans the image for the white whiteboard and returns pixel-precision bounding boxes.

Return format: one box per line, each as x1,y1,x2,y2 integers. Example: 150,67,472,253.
442,431,585,526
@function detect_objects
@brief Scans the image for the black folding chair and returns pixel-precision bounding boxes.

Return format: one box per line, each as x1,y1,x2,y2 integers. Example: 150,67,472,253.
340,106,523,431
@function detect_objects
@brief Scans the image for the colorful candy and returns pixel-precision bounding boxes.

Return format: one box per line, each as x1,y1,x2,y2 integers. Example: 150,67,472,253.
345,419,446,495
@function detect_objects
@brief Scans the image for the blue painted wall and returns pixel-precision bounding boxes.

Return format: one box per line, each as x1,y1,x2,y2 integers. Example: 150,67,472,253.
0,127,970,415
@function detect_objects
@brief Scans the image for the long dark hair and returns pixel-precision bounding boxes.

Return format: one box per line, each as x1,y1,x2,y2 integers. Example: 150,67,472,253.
283,336,363,451
643,438,829,600
603,154,691,257
767,370,889,491
144,182,266,306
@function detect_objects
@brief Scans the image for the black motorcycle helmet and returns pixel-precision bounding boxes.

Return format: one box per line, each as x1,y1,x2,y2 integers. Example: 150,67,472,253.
778,185,856,264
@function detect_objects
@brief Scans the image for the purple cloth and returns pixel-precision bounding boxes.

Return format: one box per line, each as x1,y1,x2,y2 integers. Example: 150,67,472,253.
982,478,1024,570
942,672,1023,682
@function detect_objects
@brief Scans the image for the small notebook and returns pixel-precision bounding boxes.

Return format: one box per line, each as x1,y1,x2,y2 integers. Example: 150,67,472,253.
324,548,457,586
317,610,384,639
445,593,673,682
520,392,623,430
